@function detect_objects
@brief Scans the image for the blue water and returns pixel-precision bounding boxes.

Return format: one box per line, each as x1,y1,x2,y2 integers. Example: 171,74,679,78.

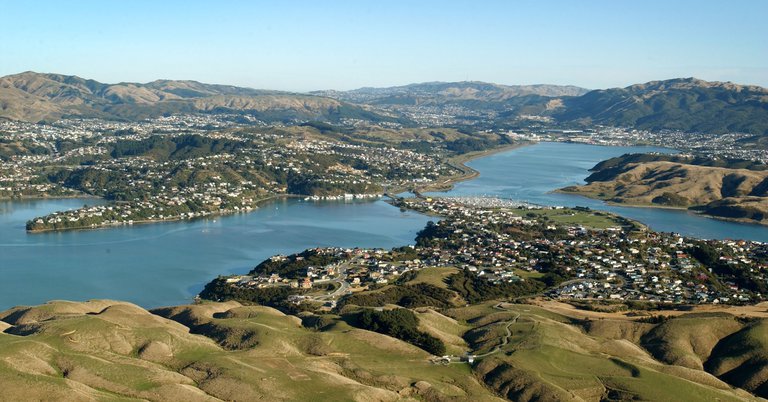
437,142,768,242
0,198,431,309
1,141,766,309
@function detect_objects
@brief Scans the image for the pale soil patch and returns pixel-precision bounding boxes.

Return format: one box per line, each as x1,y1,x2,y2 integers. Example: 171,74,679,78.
224,356,266,373
138,340,173,363
2,352,58,376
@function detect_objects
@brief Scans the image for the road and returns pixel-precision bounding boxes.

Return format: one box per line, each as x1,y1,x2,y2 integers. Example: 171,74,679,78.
306,265,352,303
474,303,521,358
432,302,521,364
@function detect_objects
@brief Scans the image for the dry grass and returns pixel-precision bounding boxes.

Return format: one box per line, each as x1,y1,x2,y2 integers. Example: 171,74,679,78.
561,160,768,224
3,298,768,401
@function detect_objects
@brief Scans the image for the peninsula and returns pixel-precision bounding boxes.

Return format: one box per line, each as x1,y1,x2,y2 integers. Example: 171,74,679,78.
559,153,768,225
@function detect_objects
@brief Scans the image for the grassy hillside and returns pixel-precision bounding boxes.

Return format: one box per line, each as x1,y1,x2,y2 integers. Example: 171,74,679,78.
0,72,396,124
3,299,768,401
448,302,761,401
557,77,768,135
560,153,768,224
0,300,500,401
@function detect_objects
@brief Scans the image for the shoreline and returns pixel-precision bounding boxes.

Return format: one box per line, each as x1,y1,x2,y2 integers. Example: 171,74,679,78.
413,142,533,193
0,193,103,202
556,188,768,228
19,142,533,234
25,193,393,234
24,194,306,234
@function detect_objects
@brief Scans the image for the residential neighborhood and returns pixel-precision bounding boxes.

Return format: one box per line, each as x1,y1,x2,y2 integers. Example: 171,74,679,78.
205,195,768,309
3,116,457,231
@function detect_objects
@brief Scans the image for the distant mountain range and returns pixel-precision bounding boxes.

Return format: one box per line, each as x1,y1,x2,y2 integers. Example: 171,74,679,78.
312,81,590,105
0,72,389,123
1,72,767,135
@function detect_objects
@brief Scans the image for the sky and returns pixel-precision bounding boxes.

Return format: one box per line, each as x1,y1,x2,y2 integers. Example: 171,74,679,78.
1,0,766,91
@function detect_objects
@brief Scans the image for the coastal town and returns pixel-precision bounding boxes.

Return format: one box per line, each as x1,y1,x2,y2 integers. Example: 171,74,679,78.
545,126,768,163
203,195,768,310
5,3,768,399
1,116,458,231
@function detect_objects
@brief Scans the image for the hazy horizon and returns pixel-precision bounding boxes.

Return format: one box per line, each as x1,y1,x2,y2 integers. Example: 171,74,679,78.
2,0,766,91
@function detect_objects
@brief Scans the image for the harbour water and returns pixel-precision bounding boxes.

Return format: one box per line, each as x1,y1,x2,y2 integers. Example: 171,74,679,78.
0,198,431,309
1,142,765,309
439,142,768,242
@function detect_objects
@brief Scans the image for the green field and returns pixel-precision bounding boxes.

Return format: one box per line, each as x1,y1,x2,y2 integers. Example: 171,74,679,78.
510,207,624,229
402,266,458,288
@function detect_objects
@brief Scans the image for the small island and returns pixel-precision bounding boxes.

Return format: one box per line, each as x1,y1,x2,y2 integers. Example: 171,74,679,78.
559,153,768,225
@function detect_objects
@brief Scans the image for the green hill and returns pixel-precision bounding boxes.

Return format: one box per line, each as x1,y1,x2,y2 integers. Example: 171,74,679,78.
3,299,768,401
557,77,768,134
0,300,501,401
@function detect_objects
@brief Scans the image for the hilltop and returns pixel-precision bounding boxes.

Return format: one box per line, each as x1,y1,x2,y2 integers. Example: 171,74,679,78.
0,72,392,123
557,77,768,134
3,73,767,135
0,298,766,401
560,153,768,224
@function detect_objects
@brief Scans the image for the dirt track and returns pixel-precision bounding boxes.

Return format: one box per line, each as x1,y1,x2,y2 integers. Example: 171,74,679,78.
532,298,768,320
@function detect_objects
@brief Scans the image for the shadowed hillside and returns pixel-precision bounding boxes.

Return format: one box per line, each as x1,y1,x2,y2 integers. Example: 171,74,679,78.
3,299,768,401
557,78,768,134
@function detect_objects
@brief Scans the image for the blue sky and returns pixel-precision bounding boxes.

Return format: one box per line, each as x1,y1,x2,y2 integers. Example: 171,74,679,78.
1,0,766,91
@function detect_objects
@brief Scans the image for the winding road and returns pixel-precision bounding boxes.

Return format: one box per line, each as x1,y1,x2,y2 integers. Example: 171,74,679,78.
432,302,521,364
474,303,521,358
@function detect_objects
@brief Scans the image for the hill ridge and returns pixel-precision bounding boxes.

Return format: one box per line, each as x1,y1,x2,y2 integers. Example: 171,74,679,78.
0,71,385,123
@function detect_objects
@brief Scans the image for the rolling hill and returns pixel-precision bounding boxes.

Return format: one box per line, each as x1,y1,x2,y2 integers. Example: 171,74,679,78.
313,81,589,106
559,153,768,224
317,78,768,134
0,72,393,123
1,299,767,401
557,78,768,134
3,73,768,135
